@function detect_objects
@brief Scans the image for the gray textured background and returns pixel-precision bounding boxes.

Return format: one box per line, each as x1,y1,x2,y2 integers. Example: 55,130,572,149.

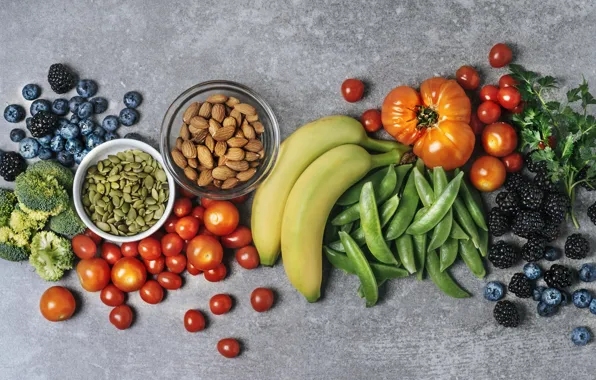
1,1,595,379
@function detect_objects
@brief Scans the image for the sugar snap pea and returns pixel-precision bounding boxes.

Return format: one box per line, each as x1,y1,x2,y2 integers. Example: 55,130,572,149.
458,239,486,279
413,167,435,207
439,237,459,272
477,228,488,257
323,222,339,245
357,263,409,298
384,170,419,240
427,167,453,252
340,221,354,234
453,197,481,249
454,169,488,231
412,233,427,280
337,168,386,206
415,157,425,174
339,231,378,307
323,246,355,274
426,250,470,298
360,182,397,265
449,220,469,240
391,164,413,197
395,234,416,274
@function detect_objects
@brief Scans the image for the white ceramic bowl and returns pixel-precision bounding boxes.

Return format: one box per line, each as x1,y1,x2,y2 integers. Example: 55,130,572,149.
73,139,176,243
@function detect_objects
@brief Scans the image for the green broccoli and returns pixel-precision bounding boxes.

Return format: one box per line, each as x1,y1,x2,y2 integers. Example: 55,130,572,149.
18,203,52,222
49,203,86,236
29,231,74,281
0,226,30,262
14,171,69,216
0,188,17,227
26,160,74,190
9,207,47,233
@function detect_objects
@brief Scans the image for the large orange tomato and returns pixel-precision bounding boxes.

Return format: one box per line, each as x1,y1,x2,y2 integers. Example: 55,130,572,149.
381,77,475,170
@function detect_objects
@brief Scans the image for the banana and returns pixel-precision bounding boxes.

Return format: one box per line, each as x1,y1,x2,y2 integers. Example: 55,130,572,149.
252,115,403,266
281,145,405,302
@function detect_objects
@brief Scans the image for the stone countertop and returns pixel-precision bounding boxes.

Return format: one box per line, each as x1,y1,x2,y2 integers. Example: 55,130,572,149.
0,1,595,379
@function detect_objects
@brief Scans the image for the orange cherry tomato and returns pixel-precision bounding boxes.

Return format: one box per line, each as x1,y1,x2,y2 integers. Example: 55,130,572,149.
480,85,499,102
184,310,206,332
469,113,485,135
100,284,125,307
221,225,252,249
250,287,274,312
101,242,122,265
121,241,139,257
174,197,193,217
341,78,365,103
455,65,480,90
499,74,518,88
201,198,217,208
477,101,501,124
481,122,518,157
175,216,200,240
161,233,184,257
39,286,76,322
165,254,187,274
470,156,506,192
111,257,147,292
187,261,202,276
230,194,249,204
139,280,164,304
186,235,224,271
157,272,183,290
209,294,232,315
143,256,165,275
489,43,513,68
360,109,382,133
497,87,521,110
76,258,111,292
217,338,240,358
235,246,260,269
84,228,103,244
109,305,133,330
203,201,239,236
191,205,205,221
72,234,97,259
138,237,162,260
204,263,227,282
164,215,179,234
382,78,474,170
501,152,524,173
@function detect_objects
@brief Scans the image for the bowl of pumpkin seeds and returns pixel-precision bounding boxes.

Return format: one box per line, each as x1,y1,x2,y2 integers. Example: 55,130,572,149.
73,139,176,243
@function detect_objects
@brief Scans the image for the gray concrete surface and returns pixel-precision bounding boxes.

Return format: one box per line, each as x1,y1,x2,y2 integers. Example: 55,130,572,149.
1,1,595,379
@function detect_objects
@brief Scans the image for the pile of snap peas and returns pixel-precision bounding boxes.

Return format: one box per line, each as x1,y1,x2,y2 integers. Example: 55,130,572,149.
323,159,488,306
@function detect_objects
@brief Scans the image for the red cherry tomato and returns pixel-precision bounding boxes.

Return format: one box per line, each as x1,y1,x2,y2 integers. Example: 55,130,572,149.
139,280,164,305
186,235,224,271
469,113,485,135
470,156,506,192
510,102,524,115
250,287,274,312
191,206,205,221
187,261,202,276
197,224,217,238
230,194,249,204
455,65,480,90
538,141,546,150
341,78,365,103
477,101,501,124
121,241,139,257
179,187,196,199
360,109,382,133
221,226,252,249
109,305,133,330
201,198,217,208
138,237,161,260
235,246,260,270
175,216,200,240
209,294,232,315
84,228,103,244
217,338,240,358
151,230,165,241
499,74,518,88
204,263,227,282
479,85,499,102
111,257,147,292
164,215,179,234
76,258,111,292
161,233,184,257
488,43,513,68
39,286,76,322
184,309,206,332
174,197,193,218
157,272,182,290
497,87,521,110
72,234,97,259
165,254,187,274
100,284,125,307
481,122,518,157
501,152,524,173
204,201,239,236
101,242,122,265
144,256,165,275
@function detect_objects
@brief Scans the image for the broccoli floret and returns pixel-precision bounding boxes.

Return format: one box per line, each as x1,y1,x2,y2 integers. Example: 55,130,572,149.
49,203,86,236
0,189,17,227
29,231,74,281
0,226,30,262
14,171,69,216
26,160,74,190
9,207,47,233
18,203,52,222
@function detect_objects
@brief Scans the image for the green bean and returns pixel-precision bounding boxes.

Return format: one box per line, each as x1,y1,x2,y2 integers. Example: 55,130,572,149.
384,171,419,240
339,231,378,307
427,167,453,252
406,172,464,235
439,237,459,272
413,167,434,207
412,233,427,280
454,169,488,231
477,227,488,257
323,246,355,274
458,239,486,279
426,250,470,298
340,221,354,234
332,165,397,226
395,234,416,274
450,220,469,240
337,168,386,206
360,182,397,265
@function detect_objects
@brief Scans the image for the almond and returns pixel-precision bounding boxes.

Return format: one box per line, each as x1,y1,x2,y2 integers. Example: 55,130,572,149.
175,137,184,151
226,96,240,107
171,150,188,169
198,165,209,171
211,103,226,123
257,149,265,157
181,140,197,158
183,102,199,124
190,116,209,130
180,123,190,140
244,139,263,152
213,179,223,188
197,169,213,186
223,116,237,129
252,121,264,134
184,167,198,181
221,178,239,190
226,160,249,172
246,114,259,122
214,141,227,157
206,94,228,104
226,137,248,148
212,166,237,180
242,124,256,140
250,161,260,168
218,155,228,167
213,125,236,141
244,151,260,162
209,118,221,136
230,109,243,126
234,129,245,138
188,157,198,169
196,145,214,169
198,102,212,118
237,168,257,182
225,147,245,161
234,103,257,116
204,135,215,153
190,129,208,144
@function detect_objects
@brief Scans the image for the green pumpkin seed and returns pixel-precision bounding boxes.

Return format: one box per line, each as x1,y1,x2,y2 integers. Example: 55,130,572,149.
151,188,159,201
112,196,121,207
96,221,109,232
145,176,154,189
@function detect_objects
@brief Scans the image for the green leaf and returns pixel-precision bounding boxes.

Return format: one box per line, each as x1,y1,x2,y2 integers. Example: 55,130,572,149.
567,87,581,102
537,76,557,88
545,101,561,112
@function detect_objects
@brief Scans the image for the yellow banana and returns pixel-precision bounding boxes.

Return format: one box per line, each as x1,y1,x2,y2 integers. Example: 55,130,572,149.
281,145,405,302
252,115,402,266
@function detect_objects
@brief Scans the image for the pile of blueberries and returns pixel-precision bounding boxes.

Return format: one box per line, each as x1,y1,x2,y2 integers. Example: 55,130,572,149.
5,76,143,167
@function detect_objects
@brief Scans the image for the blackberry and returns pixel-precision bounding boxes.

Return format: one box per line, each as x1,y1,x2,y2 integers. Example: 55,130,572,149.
488,241,519,269
539,221,560,242
518,183,544,210
521,235,546,262
525,150,547,173
488,207,510,237
28,111,58,138
577,166,596,191
533,170,557,193
544,264,573,289
542,192,568,225
495,192,519,216
565,234,589,260
504,172,527,193
0,152,26,181
494,300,520,327
511,210,545,239
588,202,596,226
509,273,533,298
48,63,75,94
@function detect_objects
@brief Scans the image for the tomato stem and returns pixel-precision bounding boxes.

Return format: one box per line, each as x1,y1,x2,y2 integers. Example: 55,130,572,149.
416,106,438,128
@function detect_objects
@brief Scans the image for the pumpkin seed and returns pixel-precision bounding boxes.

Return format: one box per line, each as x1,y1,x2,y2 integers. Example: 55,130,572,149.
97,222,111,232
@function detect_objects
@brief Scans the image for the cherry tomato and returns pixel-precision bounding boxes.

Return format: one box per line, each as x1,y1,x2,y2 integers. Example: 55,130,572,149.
217,338,240,358
138,237,161,260
477,101,501,124
250,287,274,312
186,235,224,271
201,198,217,208
139,280,164,305
39,286,76,322
488,43,513,68
109,305,133,330
157,272,183,290
469,113,485,135
198,224,217,238
204,201,239,236
221,226,252,249
121,241,139,257
184,309,206,332
100,284,125,307
538,141,546,150
497,87,521,110
72,234,97,259
161,233,184,257
209,294,232,315
341,78,365,103
360,109,382,133
204,263,227,282
479,85,499,102
175,216,200,240
76,258,111,292
470,155,506,192
501,152,524,173
481,122,518,157
191,206,205,221
164,215,179,234
144,256,165,275
174,197,193,218
111,257,147,292
187,261,202,276
455,65,480,90
499,74,518,88
166,254,187,274
151,230,165,241
230,194,249,204
510,102,524,115
84,228,103,244
235,246,260,270
101,242,122,265
179,187,196,199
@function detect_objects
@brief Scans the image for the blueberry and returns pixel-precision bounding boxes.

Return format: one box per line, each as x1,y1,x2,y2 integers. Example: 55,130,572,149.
104,132,118,141
544,246,560,261
570,327,592,346
51,98,69,115
86,134,105,150
483,281,504,301
93,127,106,137
56,151,74,167
19,138,40,159
102,115,120,132
76,79,98,98
560,290,570,306
77,102,94,119
22,84,41,100
541,288,562,306
4,104,25,123
90,97,108,114
73,149,89,165
38,147,53,160
119,108,139,126
533,286,546,301
10,129,26,143
70,115,80,124
59,123,80,140
579,263,596,282
123,91,143,108
79,119,95,136
523,263,542,280
30,99,51,116
64,138,83,154
572,289,593,309
26,117,32,129
57,117,70,129
590,299,596,315
50,135,65,152
69,96,85,113
537,302,558,317
37,134,53,148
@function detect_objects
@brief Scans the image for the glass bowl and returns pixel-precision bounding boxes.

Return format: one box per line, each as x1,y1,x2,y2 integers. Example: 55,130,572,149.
160,80,280,200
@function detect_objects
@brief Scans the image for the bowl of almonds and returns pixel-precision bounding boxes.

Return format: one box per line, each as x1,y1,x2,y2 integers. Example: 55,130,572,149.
160,80,280,199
